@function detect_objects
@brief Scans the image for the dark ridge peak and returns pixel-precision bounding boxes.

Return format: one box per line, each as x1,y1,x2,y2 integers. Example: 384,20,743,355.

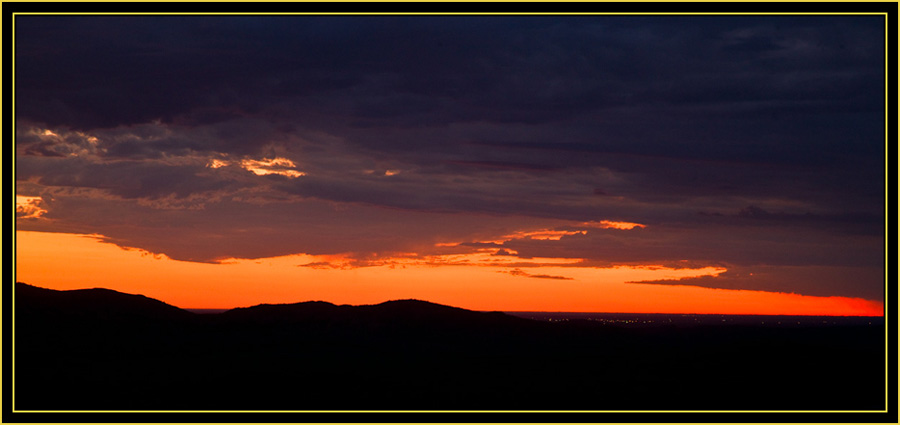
226,298,460,315
216,297,523,330
382,298,432,303
18,281,143,300
373,298,458,310
17,281,157,302
366,298,472,316
16,281,193,321
380,298,533,322
218,299,344,323
227,300,338,311
378,298,448,307
358,299,531,328
17,281,56,291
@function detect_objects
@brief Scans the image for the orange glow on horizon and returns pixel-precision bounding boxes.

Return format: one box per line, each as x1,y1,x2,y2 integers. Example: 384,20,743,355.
14,230,883,316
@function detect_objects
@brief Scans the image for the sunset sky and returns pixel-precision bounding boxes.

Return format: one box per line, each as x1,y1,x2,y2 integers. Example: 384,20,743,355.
14,14,886,315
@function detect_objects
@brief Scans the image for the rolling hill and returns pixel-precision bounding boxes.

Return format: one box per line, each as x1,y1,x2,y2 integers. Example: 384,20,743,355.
13,282,886,412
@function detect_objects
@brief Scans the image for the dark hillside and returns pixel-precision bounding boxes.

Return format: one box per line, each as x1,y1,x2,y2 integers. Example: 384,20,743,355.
16,282,193,322
13,282,885,412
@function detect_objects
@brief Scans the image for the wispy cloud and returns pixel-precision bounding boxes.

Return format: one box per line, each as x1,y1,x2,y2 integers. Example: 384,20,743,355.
502,268,574,280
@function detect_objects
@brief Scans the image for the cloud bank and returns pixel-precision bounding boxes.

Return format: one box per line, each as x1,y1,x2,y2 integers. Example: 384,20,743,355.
15,15,885,301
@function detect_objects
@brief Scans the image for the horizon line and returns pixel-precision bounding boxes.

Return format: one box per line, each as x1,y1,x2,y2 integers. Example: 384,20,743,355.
18,282,885,318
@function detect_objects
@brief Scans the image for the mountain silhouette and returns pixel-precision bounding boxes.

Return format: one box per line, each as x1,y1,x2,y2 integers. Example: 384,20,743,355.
16,282,193,322
13,282,886,413
218,298,532,338
220,298,490,324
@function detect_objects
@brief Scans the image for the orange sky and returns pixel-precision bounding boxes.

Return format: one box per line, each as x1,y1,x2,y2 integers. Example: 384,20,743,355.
14,230,884,316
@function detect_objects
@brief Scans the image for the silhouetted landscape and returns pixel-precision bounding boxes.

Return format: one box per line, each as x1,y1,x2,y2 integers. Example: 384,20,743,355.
15,282,885,411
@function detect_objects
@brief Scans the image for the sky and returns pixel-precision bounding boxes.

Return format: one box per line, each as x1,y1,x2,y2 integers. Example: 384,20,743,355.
14,15,886,315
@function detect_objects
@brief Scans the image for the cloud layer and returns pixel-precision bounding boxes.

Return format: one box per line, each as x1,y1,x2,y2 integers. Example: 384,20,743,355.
15,15,885,301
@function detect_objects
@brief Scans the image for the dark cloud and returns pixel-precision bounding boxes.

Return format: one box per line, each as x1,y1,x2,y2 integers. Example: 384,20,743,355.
15,14,885,301
443,160,564,172
628,265,885,301
16,155,241,206
503,269,574,281
497,224,882,269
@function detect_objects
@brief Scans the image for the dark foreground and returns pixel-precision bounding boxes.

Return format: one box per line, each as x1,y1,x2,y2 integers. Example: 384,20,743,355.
13,283,886,412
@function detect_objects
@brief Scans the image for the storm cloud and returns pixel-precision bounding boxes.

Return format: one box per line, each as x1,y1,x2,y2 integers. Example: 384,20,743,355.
15,14,885,301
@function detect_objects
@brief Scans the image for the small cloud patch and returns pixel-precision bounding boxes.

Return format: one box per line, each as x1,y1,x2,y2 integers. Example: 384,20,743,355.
207,156,306,178
501,268,574,280
16,195,48,219
581,220,646,230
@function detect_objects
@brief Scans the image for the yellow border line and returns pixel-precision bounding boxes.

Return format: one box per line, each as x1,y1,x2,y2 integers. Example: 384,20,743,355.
2,4,6,417
9,12,891,16
888,8,893,415
9,409,892,414
8,10,892,416
10,9,15,414
883,8,887,413
3,0,898,2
